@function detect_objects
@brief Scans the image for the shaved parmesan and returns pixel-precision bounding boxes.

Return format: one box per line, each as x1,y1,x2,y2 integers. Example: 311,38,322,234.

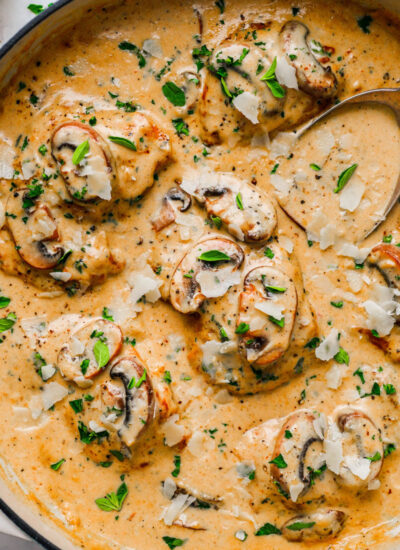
326,363,343,390
276,56,298,89
89,420,106,433
197,266,241,298
368,478,381,491
334,241,371,263
362,300,395,336
41,364,56,381
161,414,185,446
270,174,290,197
162,493,196,526
142,37,163,58
269,132,296,160
346,270,363,293
279,235,294,253
289,481,305,503
70,336,85,357
232,91,259,124
339,175,365,212
50,271,72,282
324,421,343,474
128,259,163,314
319,224,337,250
188,430,214,457
41,382,68,411
313,414,327,439
255,301,284,320
315,328,340,361
21,160,36,180
162,478,177,500
344,455,371,480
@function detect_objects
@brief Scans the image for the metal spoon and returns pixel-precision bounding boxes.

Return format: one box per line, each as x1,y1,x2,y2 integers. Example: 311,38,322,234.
296,87,400,239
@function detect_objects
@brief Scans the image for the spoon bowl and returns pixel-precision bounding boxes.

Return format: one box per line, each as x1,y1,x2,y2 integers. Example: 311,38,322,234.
296,88,400,239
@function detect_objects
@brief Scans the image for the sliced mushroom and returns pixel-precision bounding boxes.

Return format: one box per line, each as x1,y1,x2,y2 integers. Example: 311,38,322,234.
282,509,346,542
368,244,400,293
280,21,338,99
237,266,297,366
181,172,277,243
6,188,64,269
152,187,192,231
170,237,244,313
51,121,114,203
164,481,223,510
57,319,122,386
175,67,203,113
110,355,155,447
270,411,325,503
334,409,383,489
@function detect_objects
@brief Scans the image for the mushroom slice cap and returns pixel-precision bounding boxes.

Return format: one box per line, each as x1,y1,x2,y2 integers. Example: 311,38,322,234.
368,243,400,292
152,187,192,232
280,21,337,99
282,509,346,542
6,188,64,269
335,409,383,488
238,265,297,365
175,67,203,113
51,121,114,202
182,172,276,243
57,319,122,386
271,410,325,503
170,237,244,313
110,355,155,447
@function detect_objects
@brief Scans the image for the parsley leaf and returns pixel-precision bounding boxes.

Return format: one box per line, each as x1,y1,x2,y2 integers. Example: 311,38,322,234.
255,522,282,536
269,453,287,468
162,82,186,107
72,140,89,165
162,537,185,549
50,458,66,471
286,521,316,531
198,250,231,262
333,164,358,193
108,136,137,150
93,341,110,369
95,482,128,512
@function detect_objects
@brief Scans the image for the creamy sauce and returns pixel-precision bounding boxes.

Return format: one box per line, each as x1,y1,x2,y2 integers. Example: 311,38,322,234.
0,1,400,549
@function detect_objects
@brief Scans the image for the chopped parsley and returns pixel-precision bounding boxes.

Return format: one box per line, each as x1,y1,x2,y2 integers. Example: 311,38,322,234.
260,57,285,98
162,81,186,106
118,41,146,67
50,458,66,471
95,482,128,512
235,323,249,334
286,521,315,531
333,164,358,193
357,14,373,33
171,455,181,477
0,296,10,309
269,454,287,468
69,399,83,414
162,537,185,549
255,522,281,536
108,136,137,150
72,140,89,165
172,118,189,136
93,340,110,369
102,307,114,321
198,250,231,262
